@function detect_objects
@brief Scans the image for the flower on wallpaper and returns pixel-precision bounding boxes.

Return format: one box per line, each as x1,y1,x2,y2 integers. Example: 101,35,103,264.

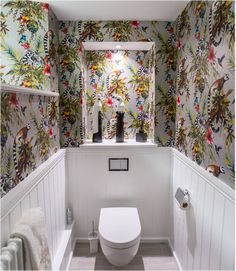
205,127,214,145
208,46,216,63
9,93,19,108
43,3,49,12
106,51,113,60
131,21,140,28
44,63,51,76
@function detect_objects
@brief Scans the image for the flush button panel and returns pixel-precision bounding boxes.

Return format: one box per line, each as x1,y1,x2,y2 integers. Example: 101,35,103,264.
109,158,129,171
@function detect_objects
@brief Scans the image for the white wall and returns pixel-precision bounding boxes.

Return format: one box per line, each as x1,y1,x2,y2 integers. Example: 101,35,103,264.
170,149,235,270
66,146,171,240
0,150,70,270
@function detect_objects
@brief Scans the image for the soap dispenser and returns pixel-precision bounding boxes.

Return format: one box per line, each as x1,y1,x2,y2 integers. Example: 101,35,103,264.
116,96,125,143
92,98,103,143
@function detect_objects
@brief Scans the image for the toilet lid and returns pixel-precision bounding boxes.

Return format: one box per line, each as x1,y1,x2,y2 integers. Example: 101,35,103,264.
99,207,141,248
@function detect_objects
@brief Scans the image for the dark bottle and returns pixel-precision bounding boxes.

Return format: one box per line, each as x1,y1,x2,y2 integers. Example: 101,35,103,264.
92,111,103,143
116,111,124,143
136,120,147,142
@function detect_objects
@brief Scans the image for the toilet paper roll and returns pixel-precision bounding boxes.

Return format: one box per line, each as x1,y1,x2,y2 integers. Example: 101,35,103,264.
175,188,191,210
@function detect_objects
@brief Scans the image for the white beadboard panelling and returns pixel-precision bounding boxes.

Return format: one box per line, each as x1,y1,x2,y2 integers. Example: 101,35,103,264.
9,204,22,232
44,175,54,256
30,187,38,208
200,183,214,270
209,191,225,270
0,150,68,269
171,149,235,271
192,176,205,270
66,147,171,239
220,199,235,270
1,217,10,247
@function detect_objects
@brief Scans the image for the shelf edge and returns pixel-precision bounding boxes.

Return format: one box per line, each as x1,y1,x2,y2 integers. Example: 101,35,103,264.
0,83,59,97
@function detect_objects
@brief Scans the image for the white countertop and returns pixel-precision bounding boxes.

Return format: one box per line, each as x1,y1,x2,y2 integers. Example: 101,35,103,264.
80,139,157,147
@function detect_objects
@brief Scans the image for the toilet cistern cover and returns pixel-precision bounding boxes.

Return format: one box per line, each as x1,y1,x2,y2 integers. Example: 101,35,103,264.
99,207,141,245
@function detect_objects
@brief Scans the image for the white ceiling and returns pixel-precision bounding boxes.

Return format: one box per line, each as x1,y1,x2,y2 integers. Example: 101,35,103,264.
37,0,188,21
83,42,155,51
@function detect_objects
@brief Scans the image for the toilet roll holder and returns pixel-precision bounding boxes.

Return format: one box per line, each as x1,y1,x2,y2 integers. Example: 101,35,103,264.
175,187,191,210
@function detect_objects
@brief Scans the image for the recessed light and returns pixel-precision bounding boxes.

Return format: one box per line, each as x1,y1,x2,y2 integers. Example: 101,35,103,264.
116,44,122,49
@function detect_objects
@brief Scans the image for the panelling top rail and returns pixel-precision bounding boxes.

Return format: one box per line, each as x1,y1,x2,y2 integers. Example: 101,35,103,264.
0,84,59,97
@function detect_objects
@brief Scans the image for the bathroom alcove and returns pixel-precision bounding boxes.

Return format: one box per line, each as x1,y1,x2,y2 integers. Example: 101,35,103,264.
82,41,156,145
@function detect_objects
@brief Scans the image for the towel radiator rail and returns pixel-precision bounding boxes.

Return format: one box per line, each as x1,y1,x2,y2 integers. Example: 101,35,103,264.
0,238,23,270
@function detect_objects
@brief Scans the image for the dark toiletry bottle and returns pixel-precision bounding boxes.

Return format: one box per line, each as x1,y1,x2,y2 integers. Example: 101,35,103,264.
136,120,147,142
93,111,103,143
116,111,124,143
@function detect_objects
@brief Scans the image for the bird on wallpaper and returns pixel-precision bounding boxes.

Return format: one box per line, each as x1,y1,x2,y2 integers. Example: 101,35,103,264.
91,78,96,84
20,35,27,44
136,55,142,61
141,26,148,33
115,59,121,65
110,70,123,77
214,145,222,156
165,124,171,133
217,54,225,67
165,22,173,33
61,74,66,81
21,106,27,116
194,96,199,106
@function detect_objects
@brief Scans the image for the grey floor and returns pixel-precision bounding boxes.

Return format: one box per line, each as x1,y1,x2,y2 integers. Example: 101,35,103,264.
69,242,179,270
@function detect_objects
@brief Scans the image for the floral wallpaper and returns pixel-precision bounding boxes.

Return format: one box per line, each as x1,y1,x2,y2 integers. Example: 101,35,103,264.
0,0,235,196
59,21,177,147
0,1,60,198
175,1,235,188
1,93,60,198
1,0,58,91
85,50,155,140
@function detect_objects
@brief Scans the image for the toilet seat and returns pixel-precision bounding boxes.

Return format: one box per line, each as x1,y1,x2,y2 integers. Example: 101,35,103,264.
99,207,141,249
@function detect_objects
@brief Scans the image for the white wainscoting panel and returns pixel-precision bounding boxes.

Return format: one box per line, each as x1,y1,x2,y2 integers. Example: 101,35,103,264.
0,149,69,269
66,146,171,240
170,149,235,270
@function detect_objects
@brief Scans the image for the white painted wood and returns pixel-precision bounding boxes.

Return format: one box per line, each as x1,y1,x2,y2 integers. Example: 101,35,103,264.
209,191,225,270
1,216,10,247
9,204,21,232
0,150,68,269
1,83,59,97
21,195,30,215
29,187,38,208
66,147,171,239
81,139,157,147
192,176,205,270
200,183,214,270
220,199,235,270
83,41,155,51
171,149,235,271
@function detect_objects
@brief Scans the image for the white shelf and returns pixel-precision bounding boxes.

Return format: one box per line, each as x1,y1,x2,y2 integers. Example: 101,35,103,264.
81,139,157,147
0,83,59,97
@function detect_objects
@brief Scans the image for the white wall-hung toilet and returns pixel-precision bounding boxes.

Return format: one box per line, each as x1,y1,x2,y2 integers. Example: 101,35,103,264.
98,207,141,266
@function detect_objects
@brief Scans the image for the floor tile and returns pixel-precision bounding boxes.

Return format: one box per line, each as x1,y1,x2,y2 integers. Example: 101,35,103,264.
69,242,179,271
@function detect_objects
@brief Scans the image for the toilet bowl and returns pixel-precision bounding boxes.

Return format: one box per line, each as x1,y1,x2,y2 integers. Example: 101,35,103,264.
98,207,141,266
